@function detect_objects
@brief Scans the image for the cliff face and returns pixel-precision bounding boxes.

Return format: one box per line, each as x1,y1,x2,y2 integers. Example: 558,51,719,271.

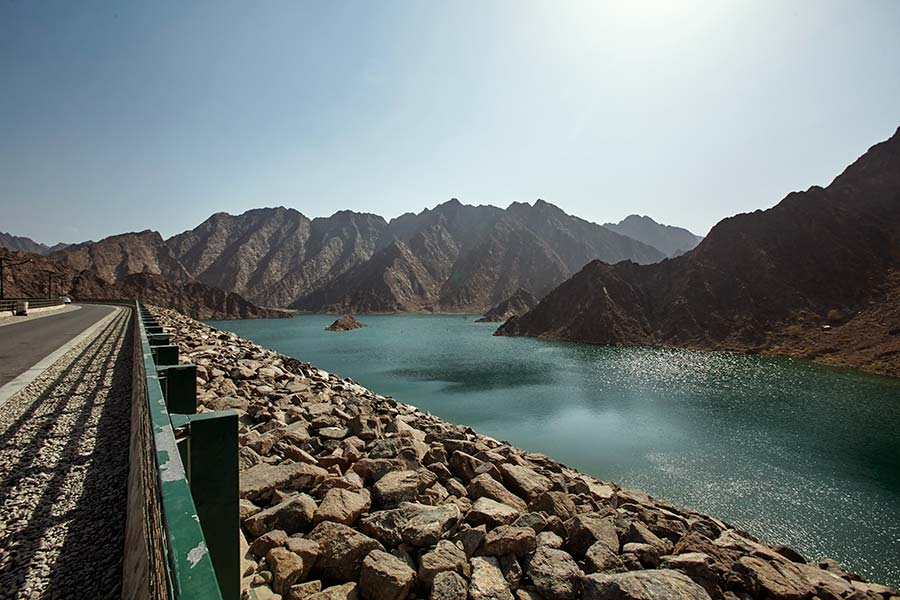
498,127,900,377
603,215,703,257
293,199,665,313
167,207,389,307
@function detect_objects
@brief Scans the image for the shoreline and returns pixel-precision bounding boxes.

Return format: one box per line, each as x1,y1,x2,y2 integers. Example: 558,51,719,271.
152,305,899,599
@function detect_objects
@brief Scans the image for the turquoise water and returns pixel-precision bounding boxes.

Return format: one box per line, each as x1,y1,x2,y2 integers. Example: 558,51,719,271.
210,314,900,586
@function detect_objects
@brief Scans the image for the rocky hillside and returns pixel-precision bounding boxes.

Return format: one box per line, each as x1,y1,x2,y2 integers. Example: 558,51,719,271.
476,288,537,323
293,199,664,313
167,208,389,307
0,231,69,255
152,305,898,600
54,230,190,284
603,216,703,257
0,248,287,319
498,127,900,378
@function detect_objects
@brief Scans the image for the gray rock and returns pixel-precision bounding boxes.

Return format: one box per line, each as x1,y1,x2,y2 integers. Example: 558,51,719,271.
308,521,384,582
526,546,582,600
359,550,416,600
469,556,514,600
583,569,712,600
431,571,468,600
481,525,536,557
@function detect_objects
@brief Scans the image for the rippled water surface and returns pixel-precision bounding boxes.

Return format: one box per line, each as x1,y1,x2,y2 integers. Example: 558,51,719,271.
210,314,900,586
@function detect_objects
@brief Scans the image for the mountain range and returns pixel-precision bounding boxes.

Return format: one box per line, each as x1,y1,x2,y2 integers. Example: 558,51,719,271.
603,215,704,257
0,232,70,255
1,200,691,318
498,126,900,377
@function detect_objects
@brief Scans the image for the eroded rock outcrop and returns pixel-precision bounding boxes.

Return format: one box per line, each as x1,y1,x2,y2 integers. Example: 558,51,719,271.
325,316,366,332
150,306,898,600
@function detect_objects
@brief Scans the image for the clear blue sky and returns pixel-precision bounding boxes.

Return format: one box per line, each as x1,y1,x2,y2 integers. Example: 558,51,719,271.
2,1,899,244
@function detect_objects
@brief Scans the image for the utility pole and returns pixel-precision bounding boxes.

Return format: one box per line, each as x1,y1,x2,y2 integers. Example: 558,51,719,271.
0,257,33,300
40,269,60,299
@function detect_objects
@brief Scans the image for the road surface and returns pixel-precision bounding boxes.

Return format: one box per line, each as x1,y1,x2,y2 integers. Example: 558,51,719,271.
0,304,117,388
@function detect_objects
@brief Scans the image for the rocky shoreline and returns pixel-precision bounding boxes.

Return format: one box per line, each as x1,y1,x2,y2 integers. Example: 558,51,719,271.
150,306,898,600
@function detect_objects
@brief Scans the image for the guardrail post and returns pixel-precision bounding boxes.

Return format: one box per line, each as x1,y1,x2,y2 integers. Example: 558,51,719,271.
185,412,239,600
153,344,179,366
158,364,197,414
148,333,171,346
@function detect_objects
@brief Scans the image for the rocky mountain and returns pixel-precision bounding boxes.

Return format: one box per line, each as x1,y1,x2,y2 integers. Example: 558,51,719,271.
293,199,665,313
603,215,703,257
0,232,70,255
498,126,900,377
167,207,388,307
0,247,287,319
476,288,537,323
54,230,191,285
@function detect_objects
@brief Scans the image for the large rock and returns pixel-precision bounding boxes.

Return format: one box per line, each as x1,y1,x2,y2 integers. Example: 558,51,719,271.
240,462,329,501
499,464,551,500
308,521,384,582
526,546,582,600
307,582,359,600
468,474,528,513
659,552,723,599
373,470,424,508
360,503,459,548
314,488,371,526
465,497,520,528
244,494,318,537
583,569,712,600
528,491,576,520
730,556,812,600
268,547,309,595
566,513,619,557
481,526,536,557
469,556,514,600
431,571,468,600
418,540,471,587
359,550,415,600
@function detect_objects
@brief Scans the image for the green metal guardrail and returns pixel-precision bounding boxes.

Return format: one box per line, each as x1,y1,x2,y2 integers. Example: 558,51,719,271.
136,302,239,600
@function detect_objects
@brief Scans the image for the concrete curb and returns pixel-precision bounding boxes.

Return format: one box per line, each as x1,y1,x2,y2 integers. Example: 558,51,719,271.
0,305,123,408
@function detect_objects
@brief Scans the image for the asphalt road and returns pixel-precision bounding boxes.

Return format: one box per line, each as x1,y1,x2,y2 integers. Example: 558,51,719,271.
0,304,117,388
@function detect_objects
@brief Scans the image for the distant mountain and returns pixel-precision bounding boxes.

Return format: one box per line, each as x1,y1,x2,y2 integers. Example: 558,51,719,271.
476,288,537,323
0,245,287,320
167,207,388,307
55,230,190,284
293,199,665,313
603,215,703,257
0,232,70,255
498,126,900,378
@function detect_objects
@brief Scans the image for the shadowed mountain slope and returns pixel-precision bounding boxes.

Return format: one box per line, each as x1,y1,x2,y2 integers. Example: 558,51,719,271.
603,215,703,257
498,127,900,377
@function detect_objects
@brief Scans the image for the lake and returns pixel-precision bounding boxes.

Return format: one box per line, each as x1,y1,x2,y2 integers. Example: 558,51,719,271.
209,313,900,586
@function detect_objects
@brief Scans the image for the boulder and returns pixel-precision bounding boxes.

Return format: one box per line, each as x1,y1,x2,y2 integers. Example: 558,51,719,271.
359,550,416,600
730,556,812,600
584,541,625,574
268,547,309,595
528,491,576,521
465,497,520,528
288,580,322,600
308,521,384,582
468,473,528,513
481,526,536,557
240,462,329,501
583,569,712,600
659,553,723,599
525,546,582,600
565,513,618,557
307,582,359,600
250,529,288,558
499,464,551,500
373,470,424,508
314,488,371,526
244,494,318,537
469,556,514,600
431,570,468,600
401,503,461,547
418,540,471,587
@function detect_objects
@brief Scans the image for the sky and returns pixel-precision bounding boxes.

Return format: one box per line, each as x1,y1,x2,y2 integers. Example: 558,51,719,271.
1,1,899,245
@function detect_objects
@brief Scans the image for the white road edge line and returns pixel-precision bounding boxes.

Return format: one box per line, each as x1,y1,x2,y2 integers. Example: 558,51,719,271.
0,304,82,329
0,305,124,408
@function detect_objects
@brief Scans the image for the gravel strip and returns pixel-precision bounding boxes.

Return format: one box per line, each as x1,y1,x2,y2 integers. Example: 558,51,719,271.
0,308,132,600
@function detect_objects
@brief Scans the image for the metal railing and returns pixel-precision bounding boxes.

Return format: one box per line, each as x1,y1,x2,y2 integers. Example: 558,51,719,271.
0,298,64,313
126,301,238,600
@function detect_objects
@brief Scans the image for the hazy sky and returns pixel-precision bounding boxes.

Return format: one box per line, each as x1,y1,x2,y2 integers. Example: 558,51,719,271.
2,1,899,244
